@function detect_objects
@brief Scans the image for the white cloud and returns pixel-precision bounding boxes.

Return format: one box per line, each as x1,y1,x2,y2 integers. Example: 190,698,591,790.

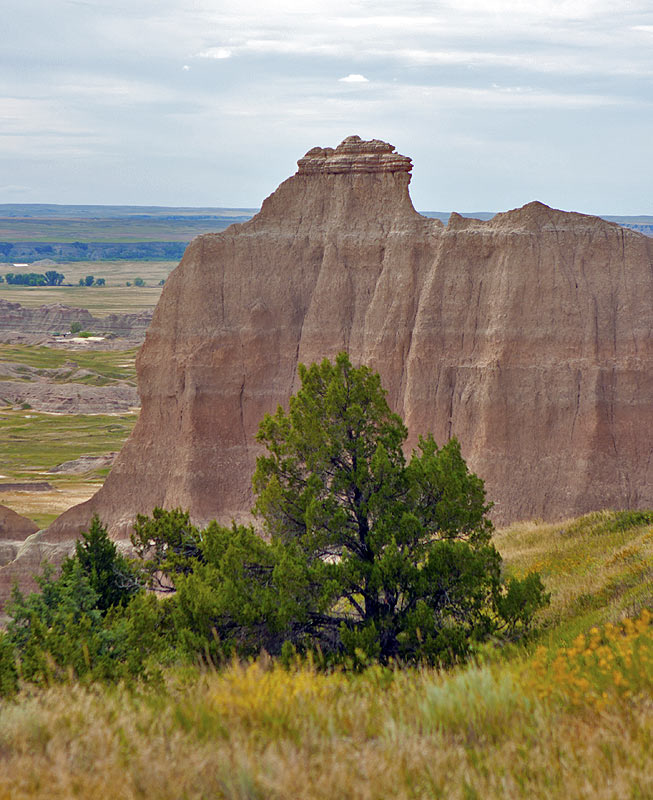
339,74,369,83
196,47,232,59
3,0,653,209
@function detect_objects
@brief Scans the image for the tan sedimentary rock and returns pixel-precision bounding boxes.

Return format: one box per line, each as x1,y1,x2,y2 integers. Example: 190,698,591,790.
4,135,651,603
0,504,38,541
0,505,39,594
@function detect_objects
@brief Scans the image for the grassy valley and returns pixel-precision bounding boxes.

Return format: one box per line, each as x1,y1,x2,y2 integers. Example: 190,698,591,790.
0,260,174,313
0,345,138,527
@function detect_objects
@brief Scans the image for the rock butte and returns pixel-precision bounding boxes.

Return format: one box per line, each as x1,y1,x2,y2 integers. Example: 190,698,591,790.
2,135,652,605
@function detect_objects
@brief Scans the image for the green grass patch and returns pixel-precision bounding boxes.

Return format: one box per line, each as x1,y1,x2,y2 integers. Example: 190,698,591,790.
496,510,653,648
0,344,138,383
0,408,137,481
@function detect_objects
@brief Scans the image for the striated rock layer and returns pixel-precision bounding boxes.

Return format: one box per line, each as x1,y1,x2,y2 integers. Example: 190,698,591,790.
23,136,653,563
0,299,152,342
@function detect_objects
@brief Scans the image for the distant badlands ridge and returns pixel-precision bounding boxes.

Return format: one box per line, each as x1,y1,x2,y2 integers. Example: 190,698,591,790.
0,298,152,343
1,135,652,604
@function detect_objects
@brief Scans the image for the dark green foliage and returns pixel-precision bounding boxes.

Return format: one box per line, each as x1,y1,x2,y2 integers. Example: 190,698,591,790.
7,563,121,685
64,514,141,611
131,507,203,592
609,510,653,531
0,633,18,698
171,522,314,660
137,353,548,666
95,277,106,286
249,353,548,664
5,272,47,286
495,572,549,637
133,277,145,286
70,321,82,334
84,274,95,286
44,270,65,285
3,518,159,687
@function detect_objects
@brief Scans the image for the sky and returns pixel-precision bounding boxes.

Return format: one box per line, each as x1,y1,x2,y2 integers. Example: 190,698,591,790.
2,0,653,214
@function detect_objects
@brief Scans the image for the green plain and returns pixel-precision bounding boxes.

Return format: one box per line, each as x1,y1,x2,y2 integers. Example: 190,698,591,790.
0,409,137,482
0,344,138,383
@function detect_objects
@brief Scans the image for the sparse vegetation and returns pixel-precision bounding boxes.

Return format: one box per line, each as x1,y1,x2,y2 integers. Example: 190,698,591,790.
0,407,136,526
0,259,173,314
0,343,137,381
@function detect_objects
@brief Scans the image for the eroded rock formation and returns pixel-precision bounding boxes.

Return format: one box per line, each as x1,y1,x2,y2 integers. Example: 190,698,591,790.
0,299,152,342
3,134,651,603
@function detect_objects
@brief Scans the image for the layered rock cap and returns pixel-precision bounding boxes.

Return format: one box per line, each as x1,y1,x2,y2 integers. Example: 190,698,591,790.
297,135,413,175
1,134,651,607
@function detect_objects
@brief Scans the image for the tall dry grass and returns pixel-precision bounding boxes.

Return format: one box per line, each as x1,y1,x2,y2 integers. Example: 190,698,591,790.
0,631,651,800
0,510,651,799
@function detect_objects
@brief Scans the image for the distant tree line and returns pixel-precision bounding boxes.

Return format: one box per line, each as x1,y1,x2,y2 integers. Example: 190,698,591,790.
0,242,187,262
1,272,114,287
4,271,65,286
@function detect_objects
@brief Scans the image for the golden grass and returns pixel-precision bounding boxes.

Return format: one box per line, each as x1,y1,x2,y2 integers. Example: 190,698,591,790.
0,485,98,529
0,511,651,798
494,511,653,643
0,631,651,800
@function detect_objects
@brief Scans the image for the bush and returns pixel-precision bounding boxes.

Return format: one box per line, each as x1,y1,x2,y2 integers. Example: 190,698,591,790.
4,516,154,686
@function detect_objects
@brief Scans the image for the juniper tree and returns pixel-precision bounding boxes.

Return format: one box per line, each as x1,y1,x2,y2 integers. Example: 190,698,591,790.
151,353,547,665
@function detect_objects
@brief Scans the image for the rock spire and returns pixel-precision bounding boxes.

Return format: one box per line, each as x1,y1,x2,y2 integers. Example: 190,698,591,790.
2,135,651,605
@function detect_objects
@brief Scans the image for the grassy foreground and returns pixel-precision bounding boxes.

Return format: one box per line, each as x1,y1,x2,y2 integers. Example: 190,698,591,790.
0,511,651,799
